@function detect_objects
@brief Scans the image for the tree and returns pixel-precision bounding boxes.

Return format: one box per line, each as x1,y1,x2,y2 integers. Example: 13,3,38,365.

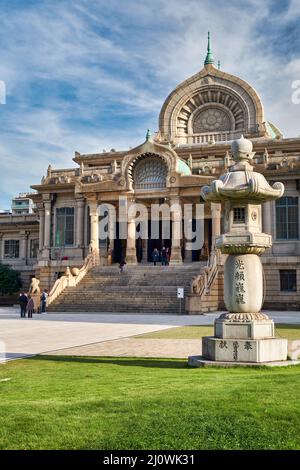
0,263,22,295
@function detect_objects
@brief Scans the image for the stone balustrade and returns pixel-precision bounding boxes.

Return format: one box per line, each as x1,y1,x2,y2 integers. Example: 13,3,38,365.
47,250,98,306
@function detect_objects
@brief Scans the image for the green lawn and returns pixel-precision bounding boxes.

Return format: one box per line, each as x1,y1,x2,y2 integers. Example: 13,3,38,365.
0,356,300,450
136,324,300,340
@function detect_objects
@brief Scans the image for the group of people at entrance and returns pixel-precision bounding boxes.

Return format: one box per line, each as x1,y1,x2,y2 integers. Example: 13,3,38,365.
152,246,170,266
19,290,48,318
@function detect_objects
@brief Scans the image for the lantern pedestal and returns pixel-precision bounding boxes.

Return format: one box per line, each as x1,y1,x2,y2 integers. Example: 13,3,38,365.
190,135,290,366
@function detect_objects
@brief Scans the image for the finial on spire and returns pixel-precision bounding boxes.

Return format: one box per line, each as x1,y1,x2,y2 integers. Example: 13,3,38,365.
218,60,221,70
146,129,152,141
204,31,214,66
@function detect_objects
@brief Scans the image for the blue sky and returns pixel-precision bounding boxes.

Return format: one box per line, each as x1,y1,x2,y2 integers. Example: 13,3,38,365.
0,0,300,209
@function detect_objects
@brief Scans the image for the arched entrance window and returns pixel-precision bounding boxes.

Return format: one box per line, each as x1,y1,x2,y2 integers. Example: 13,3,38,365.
132,155,167,190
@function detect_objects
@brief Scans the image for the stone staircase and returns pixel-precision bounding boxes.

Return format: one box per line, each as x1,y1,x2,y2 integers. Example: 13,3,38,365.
198,268,224,313
47,263,206,314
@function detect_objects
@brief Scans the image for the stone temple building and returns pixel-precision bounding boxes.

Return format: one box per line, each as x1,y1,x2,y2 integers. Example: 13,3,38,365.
1,34,300,313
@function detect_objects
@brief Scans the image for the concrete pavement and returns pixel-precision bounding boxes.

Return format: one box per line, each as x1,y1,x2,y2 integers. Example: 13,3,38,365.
0,307,299,363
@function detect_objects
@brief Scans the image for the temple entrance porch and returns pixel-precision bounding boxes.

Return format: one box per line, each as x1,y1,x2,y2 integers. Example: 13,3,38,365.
109,217,213,265
85,196,221,267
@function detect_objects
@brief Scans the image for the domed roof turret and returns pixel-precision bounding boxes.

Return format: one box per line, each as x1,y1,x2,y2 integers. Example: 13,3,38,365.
158,34,280,146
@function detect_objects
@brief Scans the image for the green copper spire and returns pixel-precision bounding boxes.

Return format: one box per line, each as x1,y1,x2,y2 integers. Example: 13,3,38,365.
146,129,152,141
204,31,214,66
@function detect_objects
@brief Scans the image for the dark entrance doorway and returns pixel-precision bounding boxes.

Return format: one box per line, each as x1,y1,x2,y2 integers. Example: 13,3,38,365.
113,222,126,263
147,219,171,262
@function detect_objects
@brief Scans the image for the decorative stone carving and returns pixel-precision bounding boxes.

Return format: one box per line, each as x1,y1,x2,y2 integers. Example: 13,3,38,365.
49,175,71,184
64,267,73,277
224,151,231,168
71,267,80,276
29,277,41,295
193,107,231,133
218,312,269,322
191,274,205,294
118,177,126,187
111,160,118,174
176,88,246,138
81,173,103,184
198,164,216,175
262,148,269,164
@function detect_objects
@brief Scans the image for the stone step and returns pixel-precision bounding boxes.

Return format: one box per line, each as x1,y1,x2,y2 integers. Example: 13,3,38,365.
49,263,206,314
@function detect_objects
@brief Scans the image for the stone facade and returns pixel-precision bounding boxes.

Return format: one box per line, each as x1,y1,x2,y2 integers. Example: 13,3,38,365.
1,39,300,311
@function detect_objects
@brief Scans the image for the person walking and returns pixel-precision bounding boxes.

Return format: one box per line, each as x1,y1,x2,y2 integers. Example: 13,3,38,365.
161,246,167,266
152,248,159,266
27,295,35,318
166,247,170,265
119,259,126,273
40,290,48,313
19,293,28,318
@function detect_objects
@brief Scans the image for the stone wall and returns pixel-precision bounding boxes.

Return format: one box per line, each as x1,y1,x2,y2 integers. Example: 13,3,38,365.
262,257,300,310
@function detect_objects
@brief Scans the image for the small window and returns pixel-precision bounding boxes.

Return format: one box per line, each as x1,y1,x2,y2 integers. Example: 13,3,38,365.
276,196,299,240
4,240,19,258
30,239,39,258
233,207,245,223
55,207,74,246
280,270,297,292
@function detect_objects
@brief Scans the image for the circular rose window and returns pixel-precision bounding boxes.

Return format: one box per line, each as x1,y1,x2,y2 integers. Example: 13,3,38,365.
193,108,232,133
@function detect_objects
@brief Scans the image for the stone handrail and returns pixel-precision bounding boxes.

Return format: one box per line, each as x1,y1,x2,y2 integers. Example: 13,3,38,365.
190,249,221,298
47,250,97,306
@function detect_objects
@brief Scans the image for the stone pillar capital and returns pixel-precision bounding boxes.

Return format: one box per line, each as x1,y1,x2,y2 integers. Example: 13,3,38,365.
89,202,99,216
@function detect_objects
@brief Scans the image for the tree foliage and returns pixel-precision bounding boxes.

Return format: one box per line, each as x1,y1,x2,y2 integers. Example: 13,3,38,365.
0,263,22,295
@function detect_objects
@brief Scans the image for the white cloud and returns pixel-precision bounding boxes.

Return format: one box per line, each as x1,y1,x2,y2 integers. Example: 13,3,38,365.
0,0,300,208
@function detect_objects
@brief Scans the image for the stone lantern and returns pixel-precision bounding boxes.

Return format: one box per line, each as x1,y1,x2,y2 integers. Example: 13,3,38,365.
195,136,288,364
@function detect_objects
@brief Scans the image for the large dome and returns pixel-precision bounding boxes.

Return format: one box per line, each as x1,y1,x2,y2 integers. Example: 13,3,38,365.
158,34,275,146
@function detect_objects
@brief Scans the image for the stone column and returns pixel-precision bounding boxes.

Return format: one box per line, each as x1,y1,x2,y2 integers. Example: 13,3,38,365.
38,208,45,252
42,200,51,260
75,198,85,247
44,200,51,248
170,196,182,265
20,231,28,264
211,202,221,248
262,201,272,235
106,206,116,265
126,216,137,264
89,204,100,256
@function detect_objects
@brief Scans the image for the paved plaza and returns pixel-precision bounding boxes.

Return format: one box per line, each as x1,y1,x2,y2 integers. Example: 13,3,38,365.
0,307,299,363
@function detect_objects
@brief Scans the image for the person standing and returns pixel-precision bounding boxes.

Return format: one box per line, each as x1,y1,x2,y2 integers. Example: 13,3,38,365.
19,293,28,318
152,248,159,266
166,247,170,265
27,295,34,318
161,246,167,266
40,290,48,313
119,259,126,274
